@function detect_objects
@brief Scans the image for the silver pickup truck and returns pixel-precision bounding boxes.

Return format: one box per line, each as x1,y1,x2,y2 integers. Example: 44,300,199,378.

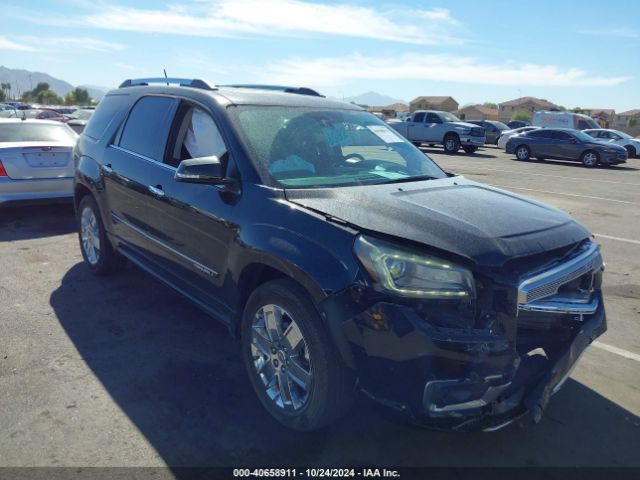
388,110,486,154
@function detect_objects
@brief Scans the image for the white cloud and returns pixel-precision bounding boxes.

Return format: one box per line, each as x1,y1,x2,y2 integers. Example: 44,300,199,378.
80,1,463,45
579,28,640,39
0,35,37,51
258,53,631,88
20,36,125,52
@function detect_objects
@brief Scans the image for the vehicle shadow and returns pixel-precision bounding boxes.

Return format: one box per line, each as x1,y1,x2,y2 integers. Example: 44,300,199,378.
420,147,497,159
50,263,640,469
0,202,76,242
510,158,640,171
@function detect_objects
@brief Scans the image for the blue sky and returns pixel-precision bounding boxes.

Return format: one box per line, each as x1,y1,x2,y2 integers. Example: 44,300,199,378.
1,0,639,111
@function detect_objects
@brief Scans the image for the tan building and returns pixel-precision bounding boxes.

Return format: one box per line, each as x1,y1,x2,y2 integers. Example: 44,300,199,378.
498,96,558,122
367,102,409,119
456,104,499,121
409,96,458,113
578,108,616,128
616,109,640,128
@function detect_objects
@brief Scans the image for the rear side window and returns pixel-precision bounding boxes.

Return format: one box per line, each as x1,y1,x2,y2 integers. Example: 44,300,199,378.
413,112,425,123
119,96,178,161
552,131,572,140
84,94,130,141
525,129,548,138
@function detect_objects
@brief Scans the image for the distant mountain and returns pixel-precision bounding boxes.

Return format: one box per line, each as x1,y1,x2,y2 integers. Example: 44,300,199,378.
342,91,407,107
0,66,109,102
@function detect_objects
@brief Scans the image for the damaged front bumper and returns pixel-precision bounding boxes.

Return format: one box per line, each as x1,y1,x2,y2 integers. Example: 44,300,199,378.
324,243,606,431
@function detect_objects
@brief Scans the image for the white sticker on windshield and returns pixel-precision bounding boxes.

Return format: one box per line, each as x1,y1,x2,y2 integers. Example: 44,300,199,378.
366,125,405,143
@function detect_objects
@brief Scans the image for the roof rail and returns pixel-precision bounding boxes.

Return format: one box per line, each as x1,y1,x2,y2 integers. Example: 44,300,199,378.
219,84,323,97
118,78,216,90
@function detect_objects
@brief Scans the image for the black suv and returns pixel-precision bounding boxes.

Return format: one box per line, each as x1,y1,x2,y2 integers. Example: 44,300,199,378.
506,127,628,167
73,78,606,432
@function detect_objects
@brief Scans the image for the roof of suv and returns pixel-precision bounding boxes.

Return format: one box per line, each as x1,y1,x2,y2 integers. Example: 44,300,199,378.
112,79,361,110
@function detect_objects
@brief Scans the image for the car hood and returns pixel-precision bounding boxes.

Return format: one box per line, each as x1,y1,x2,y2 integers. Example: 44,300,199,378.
285,176,590,267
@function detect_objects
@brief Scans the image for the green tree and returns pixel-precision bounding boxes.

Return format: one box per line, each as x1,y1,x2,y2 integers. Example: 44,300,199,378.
64,87,91,105
0,82,11,101
630,118,637,127
0,89,5,102
21,82,63,105
511,110,532,122
482,102,498,110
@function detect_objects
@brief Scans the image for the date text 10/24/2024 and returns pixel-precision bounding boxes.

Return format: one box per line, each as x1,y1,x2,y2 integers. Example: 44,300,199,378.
233,469,401,478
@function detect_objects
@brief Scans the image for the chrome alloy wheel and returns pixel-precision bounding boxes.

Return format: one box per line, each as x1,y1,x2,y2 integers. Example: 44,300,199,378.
583,151,598,166
251,304,312,410
445,138,456,151
516,146,529,160
80,206,101,265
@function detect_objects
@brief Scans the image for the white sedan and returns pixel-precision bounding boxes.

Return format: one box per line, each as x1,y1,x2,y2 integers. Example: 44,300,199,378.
497,126,541,150
583,129,640,158
0,118,78,206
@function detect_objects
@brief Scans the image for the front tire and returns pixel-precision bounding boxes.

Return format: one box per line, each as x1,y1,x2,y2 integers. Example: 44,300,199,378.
443,134,460,154
462,146,478,154
581,150,599,168
515,144,531,161
625,145,636,158
77,195,125,275
241,279,355,431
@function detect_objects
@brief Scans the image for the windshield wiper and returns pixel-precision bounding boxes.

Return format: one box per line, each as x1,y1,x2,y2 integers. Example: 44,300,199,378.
374,174,440,185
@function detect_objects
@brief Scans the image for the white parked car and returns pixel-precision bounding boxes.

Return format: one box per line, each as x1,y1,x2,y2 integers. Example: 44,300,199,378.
497,126,541,150
583,129,640,158
0,118,77,206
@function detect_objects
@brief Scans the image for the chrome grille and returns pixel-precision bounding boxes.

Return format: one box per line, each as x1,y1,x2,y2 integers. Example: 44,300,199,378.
517,243,603,315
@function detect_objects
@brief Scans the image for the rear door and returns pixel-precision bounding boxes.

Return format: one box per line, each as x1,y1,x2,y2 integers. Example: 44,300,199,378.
100,95,179,254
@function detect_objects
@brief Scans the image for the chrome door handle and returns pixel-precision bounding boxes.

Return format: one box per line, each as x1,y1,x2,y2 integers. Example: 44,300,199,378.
148,185,165,197
102,163,113,174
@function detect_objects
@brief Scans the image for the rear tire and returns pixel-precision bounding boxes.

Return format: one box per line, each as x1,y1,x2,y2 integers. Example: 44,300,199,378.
515,145,531,161
443,134,460,154
241,279,355,431
463,146,478,154
77,195,125,275
581,150,599,168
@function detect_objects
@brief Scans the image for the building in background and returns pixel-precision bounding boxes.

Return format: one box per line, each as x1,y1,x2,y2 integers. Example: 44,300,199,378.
498,96,558,122
578,108,616,128
456,104,499,121
367,102,409,119
409,96,458,113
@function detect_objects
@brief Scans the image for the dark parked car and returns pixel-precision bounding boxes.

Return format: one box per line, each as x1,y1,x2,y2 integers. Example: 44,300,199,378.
66,108,94,134
74,78,606,432
506,128,627,167
507,120,531,129
467,120,510,144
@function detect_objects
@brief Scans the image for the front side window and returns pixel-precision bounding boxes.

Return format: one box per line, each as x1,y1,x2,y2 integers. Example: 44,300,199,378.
552,131,572,141
425,113,441,124
119,96,177,161
230,106,446,188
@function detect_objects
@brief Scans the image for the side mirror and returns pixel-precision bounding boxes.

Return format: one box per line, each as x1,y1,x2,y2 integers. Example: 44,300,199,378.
175,156,234,185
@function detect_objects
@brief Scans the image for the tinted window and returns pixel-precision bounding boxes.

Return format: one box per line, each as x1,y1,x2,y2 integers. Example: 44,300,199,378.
119,96,178,161
0,122,77,143
84,94,131,141
525,129,549,138
552,131,572,141
425,113,441,123
413,112,425,123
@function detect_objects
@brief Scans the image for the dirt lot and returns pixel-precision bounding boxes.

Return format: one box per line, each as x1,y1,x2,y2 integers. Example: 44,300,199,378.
0,147,639,468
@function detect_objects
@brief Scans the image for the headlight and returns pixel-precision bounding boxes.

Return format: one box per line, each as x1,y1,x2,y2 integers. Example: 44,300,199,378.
354,236,475,299
458,128,471,135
